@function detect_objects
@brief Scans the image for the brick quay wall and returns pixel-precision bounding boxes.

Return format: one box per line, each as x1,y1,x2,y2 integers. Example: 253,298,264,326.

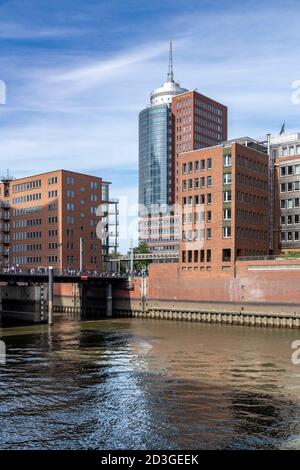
53,260,300,328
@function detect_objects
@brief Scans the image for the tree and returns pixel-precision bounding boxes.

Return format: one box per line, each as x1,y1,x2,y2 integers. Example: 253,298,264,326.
129,242,150,271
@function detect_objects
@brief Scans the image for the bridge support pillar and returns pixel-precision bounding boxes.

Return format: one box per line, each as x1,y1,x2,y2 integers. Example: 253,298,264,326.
106,283,112,317
80,283,88,319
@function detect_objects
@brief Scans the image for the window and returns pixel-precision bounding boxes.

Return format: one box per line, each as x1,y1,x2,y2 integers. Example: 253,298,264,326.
207,228,211,239
295,215,299,224
287,215,293,225
281,216,285,225
280,167,286,177
207,158,212,169
223,191,231,202
280,200,286,209
207,193,212,204
224,154,232,167
223,208,231,220
182,163,187,174
201,160,205,171
188,162,193,173
194,160,199,172
288,182,293,192
201,177,205,188
223,173,232,185
207,250,211,262
223,226,231,238
288,166,293,175
281,183,286,193
222,249,231,262
90,181,98,190
280,232,285,242
295,165,300,175
207,176,212,187
188,179,193,190
207,211,211,222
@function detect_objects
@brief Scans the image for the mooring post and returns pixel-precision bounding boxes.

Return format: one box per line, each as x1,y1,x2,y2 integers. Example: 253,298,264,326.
106,283,112,317
48,266,54,326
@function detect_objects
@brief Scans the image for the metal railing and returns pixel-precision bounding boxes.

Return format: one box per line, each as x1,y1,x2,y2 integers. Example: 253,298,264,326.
237,255,300,261
0,268,129,278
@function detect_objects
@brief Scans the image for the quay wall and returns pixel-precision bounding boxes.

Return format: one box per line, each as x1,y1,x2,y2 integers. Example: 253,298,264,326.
52,260,300,327
113,260,300,328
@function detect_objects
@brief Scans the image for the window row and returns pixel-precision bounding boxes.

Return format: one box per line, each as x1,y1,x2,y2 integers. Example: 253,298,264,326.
236,155,267,174
13,231,42,240
13,218,42,228
236,209,266,224
13,257,42,265
281,231,300,242
280,164,300,177
236,228,268,241
12,244,42,253
281,214,300,225
182,176,212,190
280,198,300,209
236,173,267,190
237,191,268,207
13,180,41,193
182,249,212,264
182,158,212,174
182,194,212,206
13,193,42,204
280,181,300,192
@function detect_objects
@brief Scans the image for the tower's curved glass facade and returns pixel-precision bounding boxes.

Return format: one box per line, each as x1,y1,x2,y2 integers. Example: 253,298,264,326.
139,104,173,212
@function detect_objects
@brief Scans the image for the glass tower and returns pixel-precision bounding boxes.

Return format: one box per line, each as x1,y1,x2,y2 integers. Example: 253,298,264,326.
138,38,188,214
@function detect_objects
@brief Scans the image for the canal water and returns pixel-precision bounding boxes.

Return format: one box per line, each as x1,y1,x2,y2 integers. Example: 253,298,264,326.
1,316,300,450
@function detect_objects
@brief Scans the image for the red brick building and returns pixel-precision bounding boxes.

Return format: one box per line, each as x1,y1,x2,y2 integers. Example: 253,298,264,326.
178,138,270,275
0,170,112,272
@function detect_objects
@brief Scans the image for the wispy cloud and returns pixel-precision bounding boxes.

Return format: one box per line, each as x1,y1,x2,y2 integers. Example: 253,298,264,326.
0,21,79,39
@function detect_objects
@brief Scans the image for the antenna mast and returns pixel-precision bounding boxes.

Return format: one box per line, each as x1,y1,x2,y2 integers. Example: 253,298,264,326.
167,36,174,82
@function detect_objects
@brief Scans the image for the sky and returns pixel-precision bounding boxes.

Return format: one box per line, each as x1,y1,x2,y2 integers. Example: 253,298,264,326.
0,0,300,251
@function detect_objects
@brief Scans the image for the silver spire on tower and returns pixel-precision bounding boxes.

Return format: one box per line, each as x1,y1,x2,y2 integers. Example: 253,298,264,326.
167,36,174,82
149,36,188,106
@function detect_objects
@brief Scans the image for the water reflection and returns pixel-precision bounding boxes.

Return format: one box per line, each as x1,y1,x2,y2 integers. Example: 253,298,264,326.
0,317,300,449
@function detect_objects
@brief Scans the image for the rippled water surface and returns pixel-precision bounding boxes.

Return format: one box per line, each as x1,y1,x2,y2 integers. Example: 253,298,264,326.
1,316,300,449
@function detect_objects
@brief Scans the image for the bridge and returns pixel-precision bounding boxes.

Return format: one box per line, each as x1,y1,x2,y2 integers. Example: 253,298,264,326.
0,270,131,325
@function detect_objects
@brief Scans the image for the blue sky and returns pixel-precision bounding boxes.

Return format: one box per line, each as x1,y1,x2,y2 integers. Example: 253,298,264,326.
0,0,300,250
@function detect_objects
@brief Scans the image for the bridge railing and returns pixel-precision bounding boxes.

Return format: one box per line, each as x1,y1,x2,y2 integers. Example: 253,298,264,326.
0,268,129,279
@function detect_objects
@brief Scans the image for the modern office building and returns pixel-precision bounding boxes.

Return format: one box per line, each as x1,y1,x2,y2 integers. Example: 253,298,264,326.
178,138,269,274
139,38,188,212
0,170,117,271
271,133,300,251
138,39,228,252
